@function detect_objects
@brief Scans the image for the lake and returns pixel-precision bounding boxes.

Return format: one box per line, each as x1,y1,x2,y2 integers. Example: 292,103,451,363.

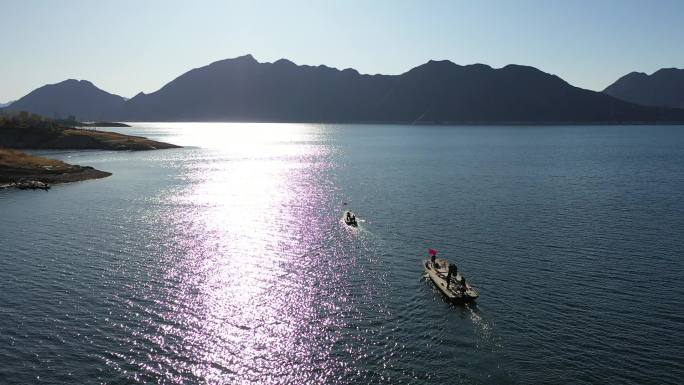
1,123,683,384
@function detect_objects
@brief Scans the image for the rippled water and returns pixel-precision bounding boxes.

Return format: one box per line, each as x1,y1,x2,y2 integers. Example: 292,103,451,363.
1,123,683,384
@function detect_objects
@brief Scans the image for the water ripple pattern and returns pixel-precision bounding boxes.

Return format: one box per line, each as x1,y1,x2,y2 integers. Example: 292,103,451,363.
1,123,683,384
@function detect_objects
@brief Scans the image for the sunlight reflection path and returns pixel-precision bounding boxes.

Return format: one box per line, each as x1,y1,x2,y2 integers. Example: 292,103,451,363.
142,124,347,383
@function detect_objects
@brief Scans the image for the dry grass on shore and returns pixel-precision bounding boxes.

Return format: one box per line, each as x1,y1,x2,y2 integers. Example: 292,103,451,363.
56,128,179,150
0,148,112,184
0,148,72,170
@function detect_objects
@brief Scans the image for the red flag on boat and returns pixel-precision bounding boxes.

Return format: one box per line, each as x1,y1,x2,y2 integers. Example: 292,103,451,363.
428,248,438,256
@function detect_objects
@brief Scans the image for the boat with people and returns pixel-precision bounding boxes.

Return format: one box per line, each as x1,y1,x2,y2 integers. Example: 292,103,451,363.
343,211,358,227
424,248,479,302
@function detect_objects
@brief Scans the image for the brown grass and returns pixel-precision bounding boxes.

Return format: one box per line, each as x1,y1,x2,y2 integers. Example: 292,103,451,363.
0,148,72,170
63,128,145,140
60,128,179,150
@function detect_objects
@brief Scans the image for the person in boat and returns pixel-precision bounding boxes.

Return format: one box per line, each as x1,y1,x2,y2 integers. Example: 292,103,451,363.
446,264,458,289
346,212,354,223
460,276,467,291
446,264,452,288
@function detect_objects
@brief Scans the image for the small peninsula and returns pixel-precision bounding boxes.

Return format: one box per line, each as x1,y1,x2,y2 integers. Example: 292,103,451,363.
0,111,179,189
0,148,111,188
1,112,177,150
81,121,132,128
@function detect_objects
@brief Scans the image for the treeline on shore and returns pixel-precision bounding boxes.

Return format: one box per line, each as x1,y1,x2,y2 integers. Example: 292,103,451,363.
0,111,63,148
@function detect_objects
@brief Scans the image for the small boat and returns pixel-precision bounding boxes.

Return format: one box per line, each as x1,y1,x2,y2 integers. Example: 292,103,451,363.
343,211,358,227
424,257,479,302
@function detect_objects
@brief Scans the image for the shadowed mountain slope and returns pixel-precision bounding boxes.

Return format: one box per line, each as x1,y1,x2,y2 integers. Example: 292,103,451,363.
5,80,125,121
118,55,684,123
7,56,684,123
604,68,684,109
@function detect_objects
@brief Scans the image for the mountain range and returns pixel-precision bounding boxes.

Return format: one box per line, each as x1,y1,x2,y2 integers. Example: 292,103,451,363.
3,55,684,123
604,68,684,109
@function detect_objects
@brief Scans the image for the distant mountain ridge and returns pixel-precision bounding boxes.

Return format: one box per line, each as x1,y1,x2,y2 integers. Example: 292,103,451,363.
116,55,684,123
118,55,395,122
4,79,125,121
604,68,684,109
6,56,684,123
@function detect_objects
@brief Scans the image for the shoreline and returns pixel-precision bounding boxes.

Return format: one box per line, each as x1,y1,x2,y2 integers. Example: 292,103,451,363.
4,127,181,151
0,148,111,190
1,113,180,189
115,119,684,126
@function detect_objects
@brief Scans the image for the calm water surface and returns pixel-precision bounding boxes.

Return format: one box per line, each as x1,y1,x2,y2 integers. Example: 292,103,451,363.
1,123,683,384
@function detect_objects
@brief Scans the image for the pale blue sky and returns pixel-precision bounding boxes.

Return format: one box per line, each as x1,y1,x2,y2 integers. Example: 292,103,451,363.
1,0,683,102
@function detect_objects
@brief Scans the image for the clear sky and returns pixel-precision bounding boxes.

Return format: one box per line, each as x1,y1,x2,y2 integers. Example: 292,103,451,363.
1,0,683,102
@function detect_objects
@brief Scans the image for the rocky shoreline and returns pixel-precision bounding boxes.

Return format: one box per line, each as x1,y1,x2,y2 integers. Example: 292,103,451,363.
1,112,180,151
4,127,180,151
0,149,112,190
1,113,181,190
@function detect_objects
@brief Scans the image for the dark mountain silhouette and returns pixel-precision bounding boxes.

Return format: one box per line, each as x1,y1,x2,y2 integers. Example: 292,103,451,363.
604,68,684,109
6,56,684,123
363,60,679,123
117,55,684,123
118,55,395,122
4,80,125,121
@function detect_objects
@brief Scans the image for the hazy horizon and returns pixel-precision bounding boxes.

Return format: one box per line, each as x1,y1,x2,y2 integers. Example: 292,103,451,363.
1,0,683,102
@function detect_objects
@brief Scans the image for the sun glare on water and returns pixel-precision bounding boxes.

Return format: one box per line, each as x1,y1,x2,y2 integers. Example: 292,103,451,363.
126,123,348,383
